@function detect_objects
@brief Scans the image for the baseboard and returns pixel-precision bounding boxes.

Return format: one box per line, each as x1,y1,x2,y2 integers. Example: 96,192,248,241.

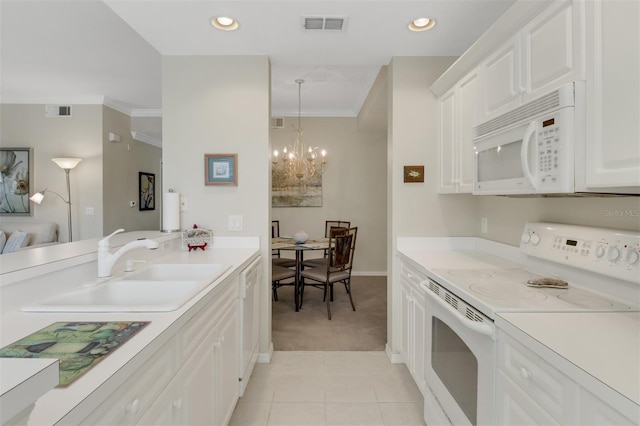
385,343,404,364
352,271,387,276
257,342,274,363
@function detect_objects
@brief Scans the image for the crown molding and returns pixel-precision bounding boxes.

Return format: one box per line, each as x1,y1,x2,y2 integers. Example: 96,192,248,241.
271,108,357,118
1,96,162,118
131,131,162,148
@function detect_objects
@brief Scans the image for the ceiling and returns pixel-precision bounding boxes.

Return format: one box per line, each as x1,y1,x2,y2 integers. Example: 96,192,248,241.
0,0,515,117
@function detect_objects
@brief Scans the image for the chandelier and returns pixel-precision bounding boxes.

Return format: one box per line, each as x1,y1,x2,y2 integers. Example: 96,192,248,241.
272,79,327,180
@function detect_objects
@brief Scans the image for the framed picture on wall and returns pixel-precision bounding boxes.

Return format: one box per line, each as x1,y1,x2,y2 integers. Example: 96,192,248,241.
205,154,238,186
0,147,33,215
403,165,425,183
139,172,155,211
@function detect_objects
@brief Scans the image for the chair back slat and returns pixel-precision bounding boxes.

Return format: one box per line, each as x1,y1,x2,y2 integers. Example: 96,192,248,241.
324,220,351,238
272,220,280,258
328,227,357,270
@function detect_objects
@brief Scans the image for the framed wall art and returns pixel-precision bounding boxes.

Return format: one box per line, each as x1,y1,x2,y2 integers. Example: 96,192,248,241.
205,154,238,186
404,165,425,183
139,172,155,211
0,147,33,215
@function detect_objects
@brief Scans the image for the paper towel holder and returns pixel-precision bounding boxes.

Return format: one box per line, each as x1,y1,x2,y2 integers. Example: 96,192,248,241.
161,188,181,233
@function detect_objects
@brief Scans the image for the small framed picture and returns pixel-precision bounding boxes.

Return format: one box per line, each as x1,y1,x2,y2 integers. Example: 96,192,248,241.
205,154,238,186
404,165,424,183
139,172,155,210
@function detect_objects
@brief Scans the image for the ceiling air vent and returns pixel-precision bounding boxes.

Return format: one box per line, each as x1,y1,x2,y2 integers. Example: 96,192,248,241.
302,16,348,31
271,117,285,129
45,105,72,118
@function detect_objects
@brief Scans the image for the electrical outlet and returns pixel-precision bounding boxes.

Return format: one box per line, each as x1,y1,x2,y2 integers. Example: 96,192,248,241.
481,217,488,233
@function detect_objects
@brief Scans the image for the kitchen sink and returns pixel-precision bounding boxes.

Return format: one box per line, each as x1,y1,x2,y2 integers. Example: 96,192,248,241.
122,263,228,282
22,263,231,313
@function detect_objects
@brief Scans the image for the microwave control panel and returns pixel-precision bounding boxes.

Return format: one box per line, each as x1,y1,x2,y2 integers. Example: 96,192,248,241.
537,117,561,184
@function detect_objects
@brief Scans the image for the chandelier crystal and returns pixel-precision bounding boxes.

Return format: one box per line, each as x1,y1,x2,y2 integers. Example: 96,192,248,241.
272,79,327,180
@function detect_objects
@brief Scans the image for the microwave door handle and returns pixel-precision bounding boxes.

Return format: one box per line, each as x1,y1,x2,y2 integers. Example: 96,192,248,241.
521,121,538,189
421,282,495,339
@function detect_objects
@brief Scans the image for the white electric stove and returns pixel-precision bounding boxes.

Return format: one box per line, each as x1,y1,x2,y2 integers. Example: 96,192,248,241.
428,222,640,319
419,223,640,426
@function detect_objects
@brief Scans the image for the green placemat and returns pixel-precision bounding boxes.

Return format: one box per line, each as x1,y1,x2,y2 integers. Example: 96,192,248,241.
0,321,149,387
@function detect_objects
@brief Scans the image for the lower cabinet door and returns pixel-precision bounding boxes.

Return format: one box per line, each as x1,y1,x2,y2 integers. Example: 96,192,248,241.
496,370,560,426
215,302,240,426
176,340,217,425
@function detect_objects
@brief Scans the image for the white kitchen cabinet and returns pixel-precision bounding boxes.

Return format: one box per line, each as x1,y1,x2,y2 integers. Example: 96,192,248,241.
497,327,637,426
579,388,637,425
438,67,480,194
496,333,577,425
521,0,584,102
481,36,521,120
580,0,640,192
81,338,178,425
398,257,427,393
239,257,261,396
82,270,242,426
480,0,584,122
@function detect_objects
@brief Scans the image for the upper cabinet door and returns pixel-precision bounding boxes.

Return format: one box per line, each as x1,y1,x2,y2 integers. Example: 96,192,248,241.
481,35,522,120
456,69,480,192
438,88,457,193
522,0,585,101
582,0,640,191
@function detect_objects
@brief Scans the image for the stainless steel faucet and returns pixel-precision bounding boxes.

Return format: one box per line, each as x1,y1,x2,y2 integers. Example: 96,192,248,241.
97,229,159,278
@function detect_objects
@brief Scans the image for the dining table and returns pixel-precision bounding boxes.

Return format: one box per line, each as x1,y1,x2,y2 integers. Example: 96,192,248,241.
271,237,329,311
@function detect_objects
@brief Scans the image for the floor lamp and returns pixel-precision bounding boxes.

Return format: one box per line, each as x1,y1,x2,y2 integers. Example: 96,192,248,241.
30,158,82,242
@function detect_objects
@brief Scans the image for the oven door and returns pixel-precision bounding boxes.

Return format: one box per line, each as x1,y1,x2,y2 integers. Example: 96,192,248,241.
423,280,496,426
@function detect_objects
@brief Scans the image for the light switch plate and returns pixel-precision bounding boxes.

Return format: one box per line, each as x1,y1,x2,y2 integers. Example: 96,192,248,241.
228,215,243,231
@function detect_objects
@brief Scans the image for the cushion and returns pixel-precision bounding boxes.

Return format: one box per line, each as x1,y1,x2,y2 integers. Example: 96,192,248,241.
2,231,29,254
0,230,5,253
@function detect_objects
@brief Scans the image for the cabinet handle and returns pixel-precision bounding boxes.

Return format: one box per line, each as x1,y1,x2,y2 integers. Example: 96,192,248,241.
519,367,533,380
173,398,183,410
125,398,140,415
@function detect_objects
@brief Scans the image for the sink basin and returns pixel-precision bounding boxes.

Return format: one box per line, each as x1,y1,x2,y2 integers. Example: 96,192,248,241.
122,263,228,282
22,263,231,313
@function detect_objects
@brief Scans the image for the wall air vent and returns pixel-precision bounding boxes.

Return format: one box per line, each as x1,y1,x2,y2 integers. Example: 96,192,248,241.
271,117,285,129
302,16,348,31
45,105,72,118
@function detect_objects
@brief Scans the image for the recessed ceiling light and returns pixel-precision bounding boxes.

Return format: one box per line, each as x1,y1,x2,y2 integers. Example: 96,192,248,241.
408,17,436,32
211,16,239,31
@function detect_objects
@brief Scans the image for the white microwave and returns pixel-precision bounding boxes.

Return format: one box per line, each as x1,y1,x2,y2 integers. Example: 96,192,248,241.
473,81,585,195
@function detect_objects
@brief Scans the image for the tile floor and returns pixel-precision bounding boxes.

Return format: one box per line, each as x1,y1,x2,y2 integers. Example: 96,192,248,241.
229,351,426,426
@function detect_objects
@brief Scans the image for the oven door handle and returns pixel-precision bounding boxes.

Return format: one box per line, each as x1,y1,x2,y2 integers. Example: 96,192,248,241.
422,283,496,339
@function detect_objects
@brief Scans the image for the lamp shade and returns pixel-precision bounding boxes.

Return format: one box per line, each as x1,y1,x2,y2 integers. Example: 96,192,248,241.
51,158,82,170
29,191,45,204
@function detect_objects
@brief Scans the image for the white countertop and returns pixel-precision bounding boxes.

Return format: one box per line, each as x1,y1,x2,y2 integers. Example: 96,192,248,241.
1,358,59,424
0,236,259,425
496,311,640,408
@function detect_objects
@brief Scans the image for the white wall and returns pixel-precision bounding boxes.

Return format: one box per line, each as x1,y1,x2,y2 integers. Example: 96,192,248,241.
0,104,104,241
162,55,272,353
387,56,475,355
270,117,387,274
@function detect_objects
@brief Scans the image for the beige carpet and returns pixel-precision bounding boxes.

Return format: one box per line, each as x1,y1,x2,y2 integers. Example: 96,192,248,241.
271,275,387,351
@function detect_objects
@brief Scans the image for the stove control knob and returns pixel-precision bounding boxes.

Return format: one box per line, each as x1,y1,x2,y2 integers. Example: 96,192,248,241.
521,233,531,244
530,234,541,246
607,246,621,262
595,245,606,258
624,249,640,266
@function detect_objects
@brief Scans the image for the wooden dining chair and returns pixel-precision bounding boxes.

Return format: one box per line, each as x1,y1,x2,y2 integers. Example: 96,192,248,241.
271,220,296,268
299,226,358,320
301,220,351,269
